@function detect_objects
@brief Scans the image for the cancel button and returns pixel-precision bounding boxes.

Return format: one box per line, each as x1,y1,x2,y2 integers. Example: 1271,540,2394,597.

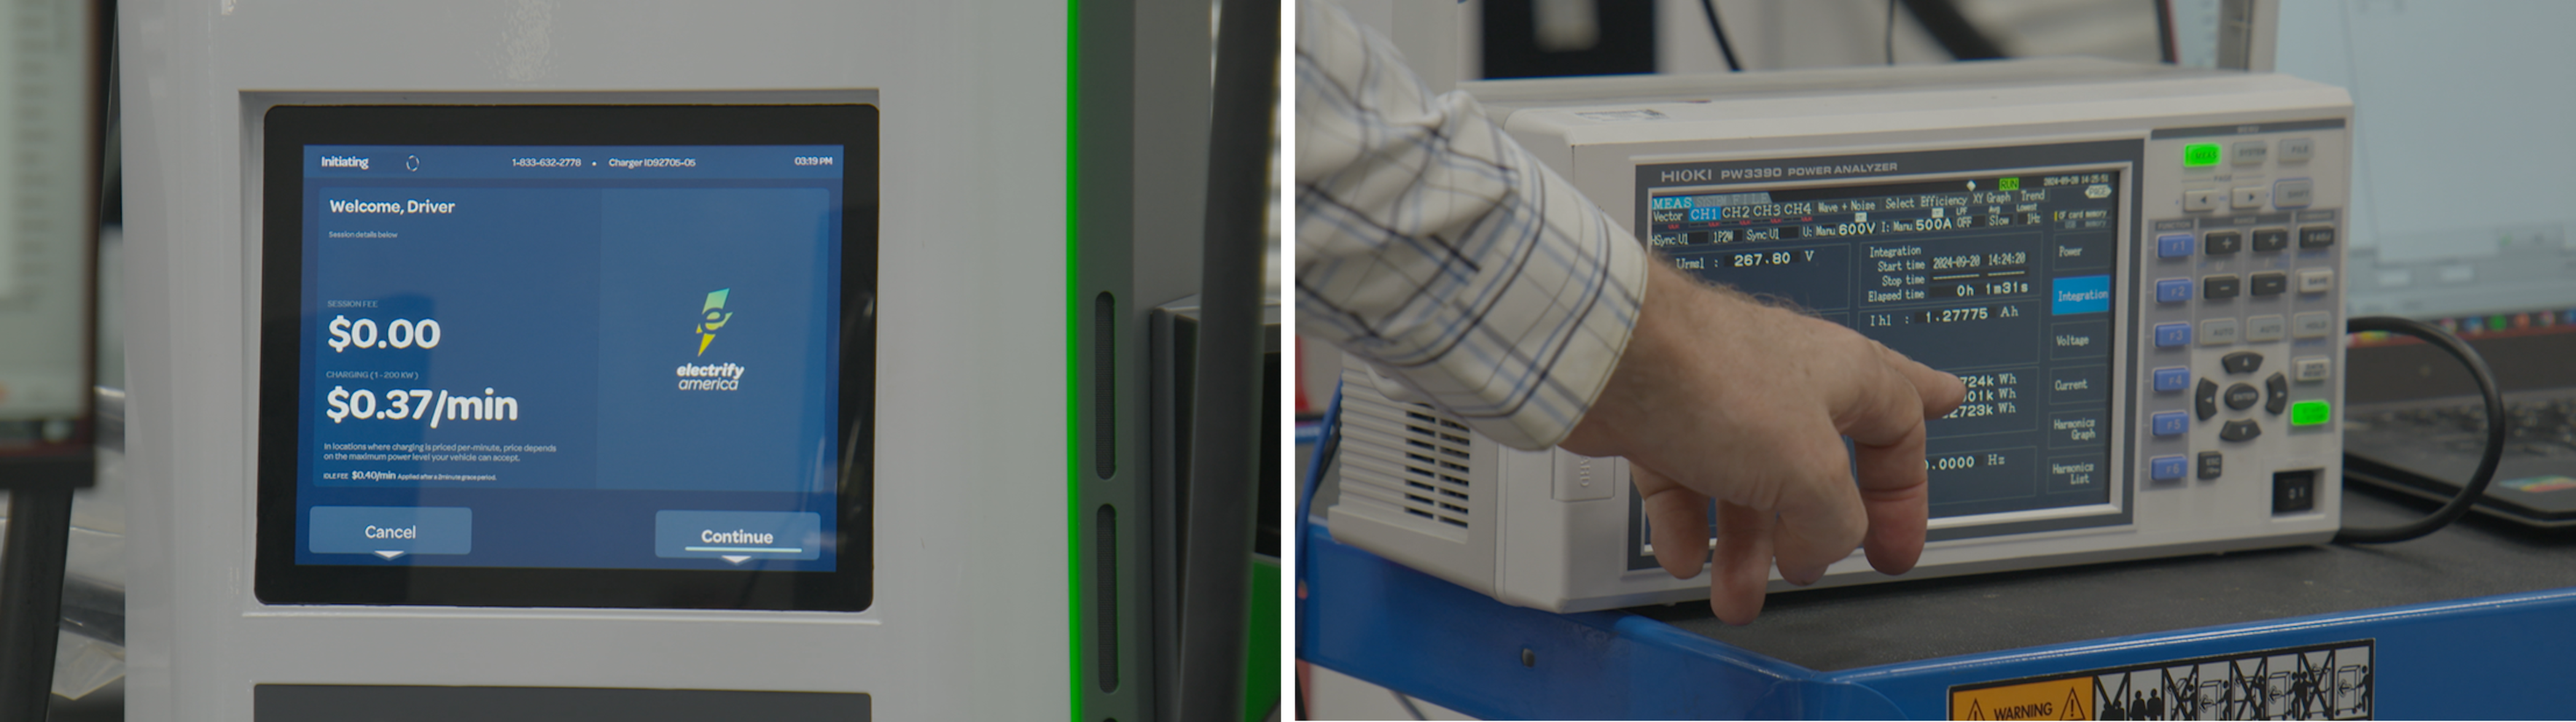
309,506,472,557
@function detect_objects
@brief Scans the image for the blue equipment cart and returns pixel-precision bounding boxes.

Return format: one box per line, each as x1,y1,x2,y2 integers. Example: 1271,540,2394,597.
1298,395,2576,720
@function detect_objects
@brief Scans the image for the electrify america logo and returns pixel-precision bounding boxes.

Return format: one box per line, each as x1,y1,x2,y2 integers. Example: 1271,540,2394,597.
676,288,745,391
695,288,732,355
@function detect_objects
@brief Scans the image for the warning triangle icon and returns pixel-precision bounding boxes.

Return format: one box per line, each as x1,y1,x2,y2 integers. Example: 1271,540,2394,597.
1966,699,1985,721
2061,689,2085,720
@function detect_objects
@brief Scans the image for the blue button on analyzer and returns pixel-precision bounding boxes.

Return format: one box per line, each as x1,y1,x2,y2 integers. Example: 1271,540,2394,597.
2150,455,2189,481
2050,275,2112,315
2158,233,2193,258
2155,278,2193,303
2151,411,2189,437
2155,322,2192,347
2152,366,2190,392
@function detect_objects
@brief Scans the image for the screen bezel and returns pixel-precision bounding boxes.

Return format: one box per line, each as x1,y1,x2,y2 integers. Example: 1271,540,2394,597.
254,104,877,610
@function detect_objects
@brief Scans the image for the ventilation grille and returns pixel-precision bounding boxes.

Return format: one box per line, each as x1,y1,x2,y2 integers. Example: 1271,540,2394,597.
1336,365,1478,533
1092,292,1115,478
1093,504,1118,692
1390,408,1475,527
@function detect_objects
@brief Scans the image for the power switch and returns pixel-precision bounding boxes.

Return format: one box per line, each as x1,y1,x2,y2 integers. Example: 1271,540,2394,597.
2273,470,2318,514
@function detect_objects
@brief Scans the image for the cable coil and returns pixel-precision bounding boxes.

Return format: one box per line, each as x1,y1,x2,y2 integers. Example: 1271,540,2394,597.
2333,315,2507,543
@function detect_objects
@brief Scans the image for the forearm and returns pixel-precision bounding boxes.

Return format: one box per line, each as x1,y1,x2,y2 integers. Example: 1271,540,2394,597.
1294,0,1647,449
1561,260,1757,461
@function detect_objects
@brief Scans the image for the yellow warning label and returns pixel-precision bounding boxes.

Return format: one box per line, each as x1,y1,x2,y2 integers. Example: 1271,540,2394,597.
1946,639,2375,721
1950,677,2089,721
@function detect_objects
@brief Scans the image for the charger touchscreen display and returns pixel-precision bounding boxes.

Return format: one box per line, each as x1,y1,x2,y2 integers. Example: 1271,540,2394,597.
257,106,875,610
294,144,843,570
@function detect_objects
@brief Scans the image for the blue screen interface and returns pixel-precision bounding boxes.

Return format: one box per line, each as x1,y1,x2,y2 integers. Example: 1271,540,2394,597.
293,144,846,570
1647,171,2122,518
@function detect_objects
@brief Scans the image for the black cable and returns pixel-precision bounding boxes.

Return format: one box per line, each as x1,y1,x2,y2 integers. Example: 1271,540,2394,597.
1884,0,1897,66
99,0,120,227
1896,0,2007,61
0,487,76,719
1173,0,1280,718
1695,0,1742,71
2333,316,2507,543
2152,0,2179,65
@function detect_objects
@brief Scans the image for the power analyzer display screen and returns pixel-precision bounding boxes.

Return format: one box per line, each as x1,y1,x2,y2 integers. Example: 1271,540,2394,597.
1636,144,2135,528
255,106,876,610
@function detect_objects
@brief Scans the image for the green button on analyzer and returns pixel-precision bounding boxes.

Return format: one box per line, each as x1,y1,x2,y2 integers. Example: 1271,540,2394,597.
2184,143,2222,167
2290,400,2331,427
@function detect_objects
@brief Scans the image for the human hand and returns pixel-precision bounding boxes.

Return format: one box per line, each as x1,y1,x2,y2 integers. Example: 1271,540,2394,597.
1559,261,1967,624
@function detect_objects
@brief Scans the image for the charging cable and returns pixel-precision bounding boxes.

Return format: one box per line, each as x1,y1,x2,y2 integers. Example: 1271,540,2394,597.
2333,316,2507,543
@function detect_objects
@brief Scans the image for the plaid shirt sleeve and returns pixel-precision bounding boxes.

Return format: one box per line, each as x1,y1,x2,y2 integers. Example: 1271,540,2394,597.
1295,0,1648,451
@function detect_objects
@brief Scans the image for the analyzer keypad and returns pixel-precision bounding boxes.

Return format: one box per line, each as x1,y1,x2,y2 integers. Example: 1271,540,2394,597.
2142,128,2343,506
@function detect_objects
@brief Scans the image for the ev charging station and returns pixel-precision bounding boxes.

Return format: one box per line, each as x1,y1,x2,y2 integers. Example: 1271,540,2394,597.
114,1,1239,718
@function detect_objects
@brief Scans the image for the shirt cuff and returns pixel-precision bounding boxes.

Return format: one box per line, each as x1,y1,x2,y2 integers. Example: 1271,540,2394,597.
1367,169,1650,451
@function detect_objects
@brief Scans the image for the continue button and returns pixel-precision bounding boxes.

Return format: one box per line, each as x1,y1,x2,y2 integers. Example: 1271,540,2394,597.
309,506,472,558
655,511,824,564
